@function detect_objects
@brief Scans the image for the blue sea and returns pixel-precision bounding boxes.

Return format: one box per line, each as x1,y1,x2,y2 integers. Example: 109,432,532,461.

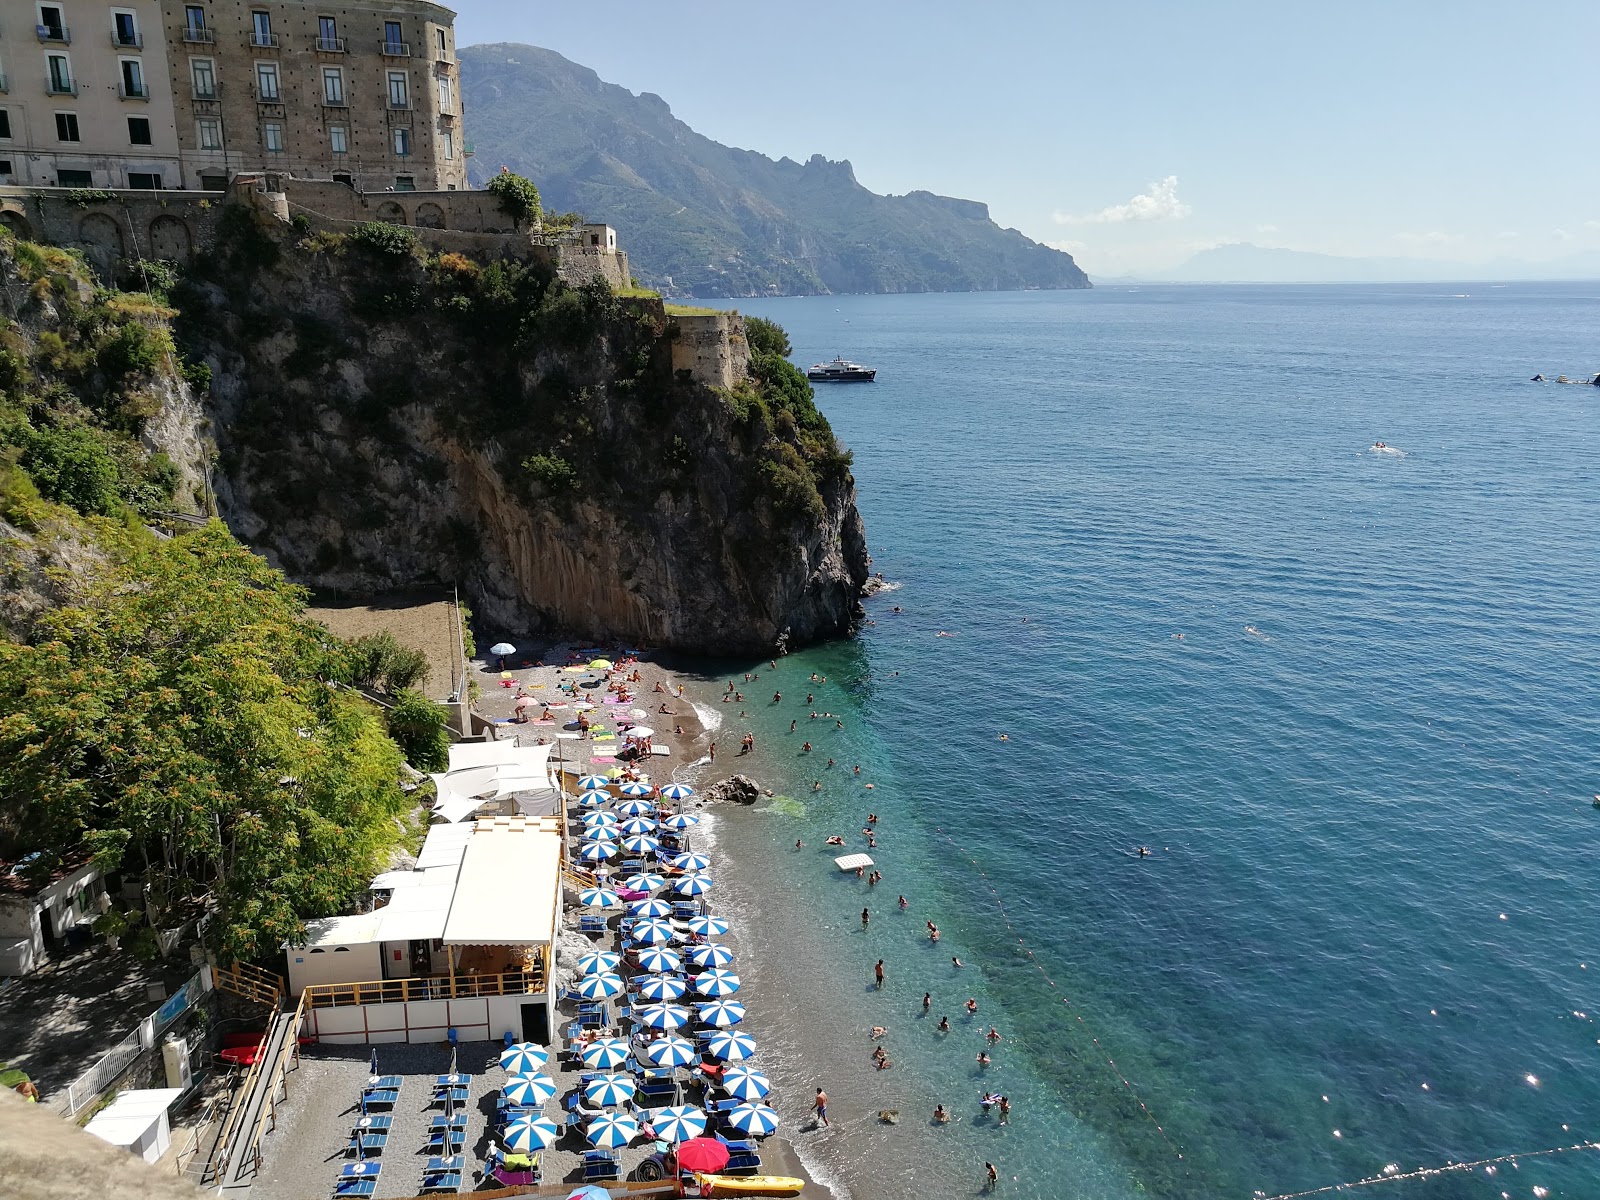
694,283,1600,1200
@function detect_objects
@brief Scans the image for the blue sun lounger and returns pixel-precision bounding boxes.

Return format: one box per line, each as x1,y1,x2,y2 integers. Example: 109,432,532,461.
419,1155,463,1194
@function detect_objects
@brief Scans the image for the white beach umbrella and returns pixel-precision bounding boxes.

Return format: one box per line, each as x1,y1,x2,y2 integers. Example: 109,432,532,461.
615,798,656,818
575,972,625,1000
499,1044,550,1074
579,886,619,909
618,781,654,797
686,915,729,938
670,852,712,872
634,946,683,974
579,1038,631,1070
502,1072,557,1106
725,1103,780,1137
662,813,701,830
674,873,714,897
648,1105,708,1143
583,1074,637,1107
622,872,666,892
719,1066,771,1101
642,1035,698,1068
586,1111,640,1149
576,951,621,976
634,973,688,1001
489,642,517,657
686,943,735,969
621,834,662,856
637,1002,692,1031
629,919,677,947
695,998,746,1028
704,1029,758,1061
502,1114,560,1153
623,726,656,740
659,782,695,800
692,969,741,997
578,775,611,791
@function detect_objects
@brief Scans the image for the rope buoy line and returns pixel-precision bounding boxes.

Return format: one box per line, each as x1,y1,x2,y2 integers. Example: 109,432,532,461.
931,823,1188,1178
1250,1140,1600,1199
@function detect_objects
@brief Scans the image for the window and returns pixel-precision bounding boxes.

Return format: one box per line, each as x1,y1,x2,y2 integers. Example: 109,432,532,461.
47,53,72,94
192,58,215,98
438,76,451,110
120,58,144,98
263,121,283,152
55,111,79,141
322,67,343,105
128,171,161,190
0,112,12,139
395,175,414,191
38,5,65,39
251,10,272,46
435,28,446,56
198,118,222,150
442,130,454,160
256,61,279,101
113,11,138,47
0,162,13,179
384,20,402,51
317,15,340,50
386,71,407,108
183,5,205,35
58,168,91,187
127,115,150,144
392,128,410,156
329,125,347,154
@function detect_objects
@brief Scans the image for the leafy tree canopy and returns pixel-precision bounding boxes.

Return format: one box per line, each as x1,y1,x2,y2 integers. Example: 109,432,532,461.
487,171,543,230
743,315,791,358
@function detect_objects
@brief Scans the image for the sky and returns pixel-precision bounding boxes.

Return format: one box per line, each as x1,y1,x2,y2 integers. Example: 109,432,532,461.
451,1,1600,276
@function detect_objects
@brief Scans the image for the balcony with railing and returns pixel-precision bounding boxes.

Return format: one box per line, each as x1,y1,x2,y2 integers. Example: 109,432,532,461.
192,81,220,101
45,75,77,96
322,92,350,109
118,80,150,100
111,29,142,48
380,40,411,57
36,23,70,44
182,25,213,44
387,95,412,111
314,36,346,53
250,31,280,48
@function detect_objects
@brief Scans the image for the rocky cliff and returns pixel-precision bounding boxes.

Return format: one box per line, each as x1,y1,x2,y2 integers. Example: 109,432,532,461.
175,210,868,655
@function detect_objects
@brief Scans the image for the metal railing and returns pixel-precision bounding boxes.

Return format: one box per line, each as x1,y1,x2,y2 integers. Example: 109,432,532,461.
45,77,76,96
111,29,142,48
36,24,69,44
314,36,346,52
191,84,219,100
173,1065,236,1180
380,40,410,56
235,990,309,1179
182,25,213,43
303,958,550,1010
250,31,279,48
388,96,412,110
208,1031,268,1180
118,81,149,100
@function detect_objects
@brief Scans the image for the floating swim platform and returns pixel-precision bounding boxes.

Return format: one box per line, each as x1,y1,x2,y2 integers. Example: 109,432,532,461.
834,853,875,872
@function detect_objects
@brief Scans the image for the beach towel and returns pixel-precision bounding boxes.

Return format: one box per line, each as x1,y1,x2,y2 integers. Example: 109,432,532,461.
591,755,616,763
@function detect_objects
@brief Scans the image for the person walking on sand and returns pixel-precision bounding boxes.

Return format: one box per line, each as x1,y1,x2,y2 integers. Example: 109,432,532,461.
814,1088,830,1127
875,959,885,988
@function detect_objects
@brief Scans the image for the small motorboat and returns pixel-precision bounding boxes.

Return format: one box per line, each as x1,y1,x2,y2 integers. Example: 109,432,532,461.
806,356,876,382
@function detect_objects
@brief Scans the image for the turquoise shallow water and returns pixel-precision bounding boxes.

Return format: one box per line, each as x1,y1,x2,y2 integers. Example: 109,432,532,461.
697,284,1600,1199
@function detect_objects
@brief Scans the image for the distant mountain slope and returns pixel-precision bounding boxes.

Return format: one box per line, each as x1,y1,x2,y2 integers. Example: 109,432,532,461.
1161,242,1600,283
459,44,1089,297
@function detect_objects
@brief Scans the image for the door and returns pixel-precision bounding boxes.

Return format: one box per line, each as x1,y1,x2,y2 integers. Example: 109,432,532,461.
520,1001,549,1045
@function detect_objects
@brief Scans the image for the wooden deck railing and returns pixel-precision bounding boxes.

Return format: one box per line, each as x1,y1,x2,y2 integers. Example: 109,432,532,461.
302,952,550,1010
238,989,310,1178
213,960,284,1010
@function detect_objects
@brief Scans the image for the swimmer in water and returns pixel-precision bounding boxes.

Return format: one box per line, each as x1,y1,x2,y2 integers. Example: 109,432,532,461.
1136,846,1151,858
997,733,1009,741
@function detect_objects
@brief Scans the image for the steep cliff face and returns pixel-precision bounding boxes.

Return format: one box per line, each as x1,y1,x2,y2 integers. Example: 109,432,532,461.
177,212,867,655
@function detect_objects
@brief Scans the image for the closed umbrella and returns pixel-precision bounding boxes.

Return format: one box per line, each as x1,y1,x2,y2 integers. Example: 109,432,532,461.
615,798,656,818
499,1043,550,1073
693,969,741,997
719,1066,771,1101
695,998,746,1028
635,945,683,974
629,918,676,947
583,1074,637,1107
621,834,661,856
662,813,700,831
637,1002,692,1030
576,972,624,1000
578,841,617,862
502,1114,561,1153
674,873,714,897
642,1035,698,1068
687,915,729,937
634,973,688,1001
704,1029,758,1061
502,1072,557,1106
579,886,619,909
578,775,610,791
619,817,658,836
670,852,712,872
659,782,695,800
627,897,675,920
576,951,621,975
686,943,735,969
725,1103,780,1137
579,1038,630,1070
618,781,653,797
585,1111,639,1149
648,1105,708,1143
622,872,665,892
675,1137,730,1174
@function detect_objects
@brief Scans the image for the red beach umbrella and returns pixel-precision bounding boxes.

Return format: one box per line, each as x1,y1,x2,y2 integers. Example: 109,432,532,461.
676,1137,731,1173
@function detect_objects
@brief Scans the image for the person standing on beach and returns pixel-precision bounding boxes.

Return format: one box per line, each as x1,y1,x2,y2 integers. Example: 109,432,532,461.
875,959,885,988
815,1088,830,1127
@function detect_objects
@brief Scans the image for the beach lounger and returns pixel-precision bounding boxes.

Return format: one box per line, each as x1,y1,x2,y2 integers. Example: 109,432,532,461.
424,1126,464,1154
578,915,608,936
336,1162,382,1195
583,1150,620,1182
359,1089,398,1112
347,1131,387,1158
334,1178,377,1197
363,1075,403,1092
724,1151,763,1175
430,1085,469,1107
419,1155,463,1193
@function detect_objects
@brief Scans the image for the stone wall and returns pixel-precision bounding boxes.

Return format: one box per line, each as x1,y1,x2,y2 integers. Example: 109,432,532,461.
669,311,751,391
0,186,228,280
550,243,632,291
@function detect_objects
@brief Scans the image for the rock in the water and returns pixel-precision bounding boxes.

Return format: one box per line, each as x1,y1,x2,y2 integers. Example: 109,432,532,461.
703,775,761,806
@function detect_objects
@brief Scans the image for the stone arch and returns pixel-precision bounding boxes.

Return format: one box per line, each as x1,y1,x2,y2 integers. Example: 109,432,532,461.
374,200,407,225
0,210,34,241
147,214,194,261
413,202,446,229
78,212,124,256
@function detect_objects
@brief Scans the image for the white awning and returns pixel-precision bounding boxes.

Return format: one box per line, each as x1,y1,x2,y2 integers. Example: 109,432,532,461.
415,821,475,871
372,878,454,942
441,818,562,947
447,740,532,772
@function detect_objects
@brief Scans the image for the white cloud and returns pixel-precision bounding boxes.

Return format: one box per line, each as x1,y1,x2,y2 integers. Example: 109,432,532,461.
1553,227,1574,241
1053,176,1191,225
1586,220,1600,231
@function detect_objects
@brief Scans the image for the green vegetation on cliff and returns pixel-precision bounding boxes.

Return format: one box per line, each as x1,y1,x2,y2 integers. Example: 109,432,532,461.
460,43,1090,297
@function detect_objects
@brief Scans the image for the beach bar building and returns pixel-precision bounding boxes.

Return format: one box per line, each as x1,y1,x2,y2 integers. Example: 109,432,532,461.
286,815,565,1046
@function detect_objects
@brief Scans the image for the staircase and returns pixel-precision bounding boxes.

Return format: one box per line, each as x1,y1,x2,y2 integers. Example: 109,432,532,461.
214,1008,298,1195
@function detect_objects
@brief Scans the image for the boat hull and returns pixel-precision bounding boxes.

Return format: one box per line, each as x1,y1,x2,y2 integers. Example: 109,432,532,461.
684,1173,805,1197
806,371,876,382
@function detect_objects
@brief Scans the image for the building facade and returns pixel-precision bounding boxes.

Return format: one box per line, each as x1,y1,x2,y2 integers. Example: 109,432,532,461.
163,0,465,192
0,0,184,187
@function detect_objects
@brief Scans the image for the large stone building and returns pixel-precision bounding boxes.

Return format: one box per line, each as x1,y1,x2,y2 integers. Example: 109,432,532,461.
0,0,465,191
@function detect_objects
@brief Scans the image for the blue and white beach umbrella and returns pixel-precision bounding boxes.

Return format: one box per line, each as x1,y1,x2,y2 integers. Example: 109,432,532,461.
579,886,619,909
584,825,619,842
629,918,677,947
615,798,656,818
501,1113,561,1153
578,841,617,862
577,792,611,809
670,852,712,872
634,946,683,974
621,834,662,856
637,1002,692,1031
642,1035,698,1068
622,871,666,893
618,781,654,797
579,1038,631,1070
674,873,714,897
686,915,730,938
692,969,741,997
695,998,746,1028
686,943,735,969
502,1072,557,1106
576,951,622,976
627,897,675,920
662,813,700,831
580,810,618,826
578,775,611,791
583,1073,637,1107
659,782,696,801
719,1066,771,1101
725,1103,780,1137
499,1043,550,1074
585,1111,640,1149
649,1104,708,1143
634,973,688,1001
619,817,658,836
704,1029,758,1061
576,972,625,1000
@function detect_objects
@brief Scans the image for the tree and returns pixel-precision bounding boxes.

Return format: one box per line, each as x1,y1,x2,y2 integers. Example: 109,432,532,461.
386,689,450,772
487,172,543,231
743,315,791,358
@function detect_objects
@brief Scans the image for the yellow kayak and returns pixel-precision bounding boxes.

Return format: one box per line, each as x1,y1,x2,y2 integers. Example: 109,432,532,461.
687,1173,805,1197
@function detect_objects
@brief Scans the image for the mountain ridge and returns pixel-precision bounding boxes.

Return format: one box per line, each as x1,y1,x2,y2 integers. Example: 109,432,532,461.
459,44,1089,297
